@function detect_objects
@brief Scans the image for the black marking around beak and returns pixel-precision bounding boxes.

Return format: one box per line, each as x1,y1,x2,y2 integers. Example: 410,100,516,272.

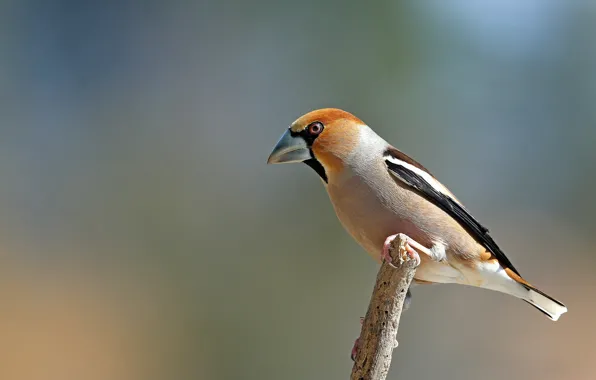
268,127,328,183
290,127,327,183
304,155,327,183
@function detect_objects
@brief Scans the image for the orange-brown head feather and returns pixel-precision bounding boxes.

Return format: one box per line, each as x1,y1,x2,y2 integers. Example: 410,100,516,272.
291,108,364,175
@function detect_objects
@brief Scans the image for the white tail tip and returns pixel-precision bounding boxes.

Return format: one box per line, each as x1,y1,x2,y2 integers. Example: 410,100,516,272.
526,288,567,321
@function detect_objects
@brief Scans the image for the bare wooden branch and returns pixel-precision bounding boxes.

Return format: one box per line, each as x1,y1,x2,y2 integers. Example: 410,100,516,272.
350,234,419,380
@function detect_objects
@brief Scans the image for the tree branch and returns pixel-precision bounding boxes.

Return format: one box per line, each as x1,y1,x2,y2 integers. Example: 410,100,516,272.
350,234,420,380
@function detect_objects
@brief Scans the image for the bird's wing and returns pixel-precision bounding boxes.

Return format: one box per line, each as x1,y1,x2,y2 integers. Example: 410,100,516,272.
383,146,521,276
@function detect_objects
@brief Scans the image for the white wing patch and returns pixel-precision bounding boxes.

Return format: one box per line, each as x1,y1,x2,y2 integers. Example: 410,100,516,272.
383,155,460,204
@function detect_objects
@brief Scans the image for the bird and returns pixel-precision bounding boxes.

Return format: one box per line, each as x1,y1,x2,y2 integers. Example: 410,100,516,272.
267,108,567,321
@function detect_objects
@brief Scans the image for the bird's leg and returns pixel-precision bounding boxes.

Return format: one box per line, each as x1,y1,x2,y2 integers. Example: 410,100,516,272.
381,233,426,267
403,287,412,311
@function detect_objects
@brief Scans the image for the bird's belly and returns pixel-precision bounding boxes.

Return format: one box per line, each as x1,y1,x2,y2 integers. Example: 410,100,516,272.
327,175,470,284
327,176,431,259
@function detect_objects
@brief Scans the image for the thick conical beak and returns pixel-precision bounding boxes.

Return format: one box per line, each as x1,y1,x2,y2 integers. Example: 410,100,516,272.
267,129,311,164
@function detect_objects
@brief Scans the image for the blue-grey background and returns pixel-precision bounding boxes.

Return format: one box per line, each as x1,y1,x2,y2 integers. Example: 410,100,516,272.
1,1,594,379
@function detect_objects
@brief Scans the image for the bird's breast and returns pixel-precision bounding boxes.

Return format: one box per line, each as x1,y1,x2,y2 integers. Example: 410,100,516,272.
326,169,432,260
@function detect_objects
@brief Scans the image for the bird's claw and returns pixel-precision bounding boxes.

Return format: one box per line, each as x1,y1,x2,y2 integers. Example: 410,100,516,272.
381,233,422,267
381,234,398,267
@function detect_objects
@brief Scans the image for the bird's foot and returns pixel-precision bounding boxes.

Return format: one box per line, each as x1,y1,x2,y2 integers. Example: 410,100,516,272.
381,233,423,267
404,287,412,311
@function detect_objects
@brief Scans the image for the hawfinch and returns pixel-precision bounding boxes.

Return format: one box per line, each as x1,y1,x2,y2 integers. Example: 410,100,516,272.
267,108,567,321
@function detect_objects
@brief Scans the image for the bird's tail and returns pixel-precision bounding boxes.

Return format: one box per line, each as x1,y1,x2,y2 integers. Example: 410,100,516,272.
522,285,567,321
504,268,567,321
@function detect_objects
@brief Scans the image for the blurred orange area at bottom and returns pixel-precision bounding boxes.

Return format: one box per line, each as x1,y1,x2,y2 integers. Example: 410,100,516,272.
0,256,191,380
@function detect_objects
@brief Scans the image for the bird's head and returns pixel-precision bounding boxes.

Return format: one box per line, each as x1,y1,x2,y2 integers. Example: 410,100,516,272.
267,108,365,182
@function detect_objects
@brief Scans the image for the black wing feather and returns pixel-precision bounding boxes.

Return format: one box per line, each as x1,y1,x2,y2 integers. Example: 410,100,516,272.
385,159,520,276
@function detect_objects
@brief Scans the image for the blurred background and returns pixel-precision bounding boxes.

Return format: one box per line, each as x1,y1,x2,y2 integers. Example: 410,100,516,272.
0,1,595,379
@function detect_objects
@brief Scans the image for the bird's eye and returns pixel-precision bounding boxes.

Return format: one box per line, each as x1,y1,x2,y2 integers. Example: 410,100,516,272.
307,122,324,136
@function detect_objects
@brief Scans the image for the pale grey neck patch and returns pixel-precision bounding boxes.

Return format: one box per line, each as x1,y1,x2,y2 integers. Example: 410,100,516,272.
346,124,389,169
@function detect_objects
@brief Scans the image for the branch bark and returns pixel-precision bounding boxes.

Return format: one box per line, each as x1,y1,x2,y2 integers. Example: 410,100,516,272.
350,234,419,380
